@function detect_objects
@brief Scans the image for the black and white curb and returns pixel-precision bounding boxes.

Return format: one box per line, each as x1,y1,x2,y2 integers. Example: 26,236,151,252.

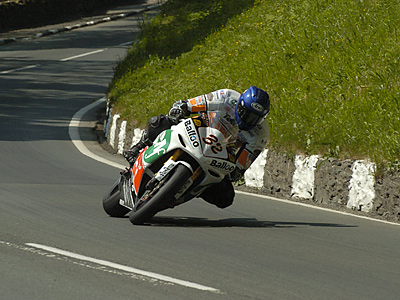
103,106,400,221
0,4,161,45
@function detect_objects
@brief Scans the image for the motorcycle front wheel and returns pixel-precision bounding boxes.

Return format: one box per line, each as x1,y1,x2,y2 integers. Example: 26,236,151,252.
102,177,130,217
128,164,192,225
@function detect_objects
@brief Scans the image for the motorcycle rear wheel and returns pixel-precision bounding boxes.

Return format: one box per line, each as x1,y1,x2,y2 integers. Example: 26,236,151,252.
102,178,130,217
128,164,192,225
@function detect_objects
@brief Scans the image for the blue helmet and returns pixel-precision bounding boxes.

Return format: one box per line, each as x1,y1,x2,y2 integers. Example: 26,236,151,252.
235,86,270,130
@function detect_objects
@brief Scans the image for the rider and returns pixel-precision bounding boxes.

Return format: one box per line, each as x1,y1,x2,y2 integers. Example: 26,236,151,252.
123,86,270,208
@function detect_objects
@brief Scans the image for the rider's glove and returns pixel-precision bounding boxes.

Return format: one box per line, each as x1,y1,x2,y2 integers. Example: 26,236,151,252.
169,107,184,118
169,100,190,118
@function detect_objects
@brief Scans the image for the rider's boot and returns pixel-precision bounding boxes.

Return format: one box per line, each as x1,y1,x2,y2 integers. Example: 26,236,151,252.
123,130,152,166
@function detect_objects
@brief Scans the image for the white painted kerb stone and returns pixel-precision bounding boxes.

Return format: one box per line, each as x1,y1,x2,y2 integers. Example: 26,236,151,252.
130,128,144,148
117,120,127,154
291,155,319,199
109,114,120,147
245,149,268,188
347,160,375,212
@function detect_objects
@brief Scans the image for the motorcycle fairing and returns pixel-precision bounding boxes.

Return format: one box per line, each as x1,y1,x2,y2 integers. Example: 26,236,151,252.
143,130,172,164
130,117,237,204
131,148,147,195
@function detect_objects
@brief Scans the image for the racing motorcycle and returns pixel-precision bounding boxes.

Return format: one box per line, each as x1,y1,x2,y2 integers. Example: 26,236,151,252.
102,114,240,225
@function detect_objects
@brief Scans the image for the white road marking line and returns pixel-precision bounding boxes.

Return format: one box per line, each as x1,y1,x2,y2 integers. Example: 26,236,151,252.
236,190,400,227
119,41,132,46
68,97,125,169
119,41,134,46
0,64,40,74
60,49,106,61
26,243,220,292
1,48,106,75
1,44,116,75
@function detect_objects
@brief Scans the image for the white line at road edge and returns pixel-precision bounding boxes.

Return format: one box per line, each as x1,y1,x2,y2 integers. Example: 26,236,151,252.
68,97,125,169
238,190,400,227
70,98,400,227
25,243,220,293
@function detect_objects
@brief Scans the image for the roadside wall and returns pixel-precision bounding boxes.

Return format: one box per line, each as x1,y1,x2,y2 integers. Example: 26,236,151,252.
103,103,400,223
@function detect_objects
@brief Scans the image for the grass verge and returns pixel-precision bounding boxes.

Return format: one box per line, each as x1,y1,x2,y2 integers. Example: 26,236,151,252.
107,0,400,171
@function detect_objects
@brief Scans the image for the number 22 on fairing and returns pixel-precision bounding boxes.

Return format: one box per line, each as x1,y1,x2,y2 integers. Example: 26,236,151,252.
198,127,228,159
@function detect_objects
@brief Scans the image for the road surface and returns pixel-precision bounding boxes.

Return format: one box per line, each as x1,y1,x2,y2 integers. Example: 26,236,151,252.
1,4,399,300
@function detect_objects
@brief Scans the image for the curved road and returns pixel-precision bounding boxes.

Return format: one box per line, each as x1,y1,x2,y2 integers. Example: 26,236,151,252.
1,6,400,300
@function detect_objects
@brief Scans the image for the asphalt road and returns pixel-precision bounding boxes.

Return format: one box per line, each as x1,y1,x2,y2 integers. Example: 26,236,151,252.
1,5,400,300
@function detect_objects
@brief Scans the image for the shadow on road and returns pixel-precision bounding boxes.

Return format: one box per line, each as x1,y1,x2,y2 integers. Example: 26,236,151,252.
144,216,358,228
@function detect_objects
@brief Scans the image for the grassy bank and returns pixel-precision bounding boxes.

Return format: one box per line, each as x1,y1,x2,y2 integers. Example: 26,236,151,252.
108,0,400,170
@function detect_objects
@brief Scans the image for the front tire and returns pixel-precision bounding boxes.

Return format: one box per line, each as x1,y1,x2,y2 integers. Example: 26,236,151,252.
102,178,130,217
129,164,192,225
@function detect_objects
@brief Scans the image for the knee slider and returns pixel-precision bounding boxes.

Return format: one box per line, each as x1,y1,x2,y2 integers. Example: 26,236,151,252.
148,115,162,129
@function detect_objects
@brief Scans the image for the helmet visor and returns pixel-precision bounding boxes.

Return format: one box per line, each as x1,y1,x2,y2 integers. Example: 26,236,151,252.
237,102,263,126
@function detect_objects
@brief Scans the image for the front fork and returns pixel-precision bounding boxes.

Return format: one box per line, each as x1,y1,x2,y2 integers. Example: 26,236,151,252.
170,149,205,187
140,148,205,208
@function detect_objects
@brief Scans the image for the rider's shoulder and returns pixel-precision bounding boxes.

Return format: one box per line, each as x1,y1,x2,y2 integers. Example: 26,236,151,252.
208,89,240,101
207,89,240,108
220,89,241,99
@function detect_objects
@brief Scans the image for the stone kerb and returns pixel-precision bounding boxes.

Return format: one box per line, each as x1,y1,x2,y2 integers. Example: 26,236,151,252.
103,106,400,222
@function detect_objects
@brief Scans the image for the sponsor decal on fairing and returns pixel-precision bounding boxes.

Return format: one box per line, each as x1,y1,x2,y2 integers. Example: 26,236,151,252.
210,159,235,172
184,119,200,148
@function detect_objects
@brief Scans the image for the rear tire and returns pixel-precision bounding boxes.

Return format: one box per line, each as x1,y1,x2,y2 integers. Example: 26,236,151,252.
129,164,192,225
102,178,130,217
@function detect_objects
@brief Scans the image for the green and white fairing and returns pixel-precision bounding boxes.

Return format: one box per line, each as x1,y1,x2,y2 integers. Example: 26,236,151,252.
137,117,237,198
